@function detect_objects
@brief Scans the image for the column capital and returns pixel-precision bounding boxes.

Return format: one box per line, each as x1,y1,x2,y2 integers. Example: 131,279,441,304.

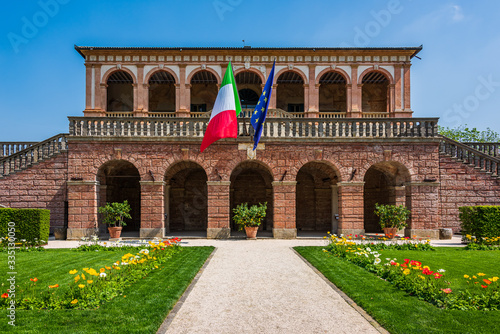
272,181,297,186
207,181,231,186
337,181,365,187
67,180,99,186
139,181,166,186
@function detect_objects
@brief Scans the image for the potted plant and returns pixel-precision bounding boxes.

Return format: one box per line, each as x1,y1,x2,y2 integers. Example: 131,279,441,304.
374,203,410,239
232,202,267,239
98,200,132,239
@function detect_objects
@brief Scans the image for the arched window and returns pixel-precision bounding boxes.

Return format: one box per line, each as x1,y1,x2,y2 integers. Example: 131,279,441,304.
361,71,389,114
107,71,133,111
319,72,347,113
148,71,176,112
276,71,304,113
235,71,262,109
190,71,218,112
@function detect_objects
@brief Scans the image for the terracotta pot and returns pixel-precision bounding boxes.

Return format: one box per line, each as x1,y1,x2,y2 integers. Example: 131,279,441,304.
108,226,123,239
383,227,398,239
54,228,67,240
244,226,259,239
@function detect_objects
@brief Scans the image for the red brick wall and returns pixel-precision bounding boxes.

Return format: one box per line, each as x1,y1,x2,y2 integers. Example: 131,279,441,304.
439,156,500,232
0,153,67,232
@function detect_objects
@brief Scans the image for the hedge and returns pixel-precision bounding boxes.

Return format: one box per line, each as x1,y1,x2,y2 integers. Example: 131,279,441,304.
0,208,50,242
459,206,500,239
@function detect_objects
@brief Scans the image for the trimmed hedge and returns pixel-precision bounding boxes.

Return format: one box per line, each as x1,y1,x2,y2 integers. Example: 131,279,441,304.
459,205,500,239
0,208,50,242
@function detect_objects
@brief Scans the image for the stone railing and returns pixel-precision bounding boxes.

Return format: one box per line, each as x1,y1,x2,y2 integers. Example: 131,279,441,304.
0,142,37,158
462,142,499,158
440,136,500,177
69,117,439,140
318,112,347,119
0,134,68,178
106,111,134,117
362,112,389,118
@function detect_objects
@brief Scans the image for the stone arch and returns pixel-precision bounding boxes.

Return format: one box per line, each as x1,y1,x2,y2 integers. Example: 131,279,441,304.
105,70,134,112
164,161,208,233
275,70,305,113
274,67,307,85
358,67,394,85
234,67,266,84
360,70,392,114
296,161,340,234
144,67,179,84
186,67,222,85
147,70,176,112
363,161,411,233
189,70,220,112
230,160,274,233
97,159,141,234
318,70,348,113
235,70,263,109
316,67,351,85
102,67,138,85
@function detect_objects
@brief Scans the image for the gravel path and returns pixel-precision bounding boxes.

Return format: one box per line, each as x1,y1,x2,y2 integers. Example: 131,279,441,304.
160,239,381,334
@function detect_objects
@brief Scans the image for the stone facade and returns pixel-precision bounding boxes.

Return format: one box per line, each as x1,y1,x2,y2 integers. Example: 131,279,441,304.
0,46,499,239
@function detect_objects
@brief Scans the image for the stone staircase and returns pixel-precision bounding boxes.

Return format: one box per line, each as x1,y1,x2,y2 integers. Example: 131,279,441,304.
0,134,68,178
439,135,500,179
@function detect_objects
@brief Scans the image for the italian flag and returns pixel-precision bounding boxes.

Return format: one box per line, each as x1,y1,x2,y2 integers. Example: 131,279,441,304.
200,62,241,152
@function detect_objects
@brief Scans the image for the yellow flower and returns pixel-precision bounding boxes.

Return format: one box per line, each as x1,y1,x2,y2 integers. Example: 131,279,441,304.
87,280,93,284
83,268,89,271
87,268,98,276
81,273,86,280
113,265,121,270
491,277,499,282
78,284,85,289
100,268,105,273
74,275,80,282
71,299,78,304
69,269,78,275
418,275,425,280
105,266,111,270
473,275,477,279
478,273,486,276
464,275,470,279
403,269,411,275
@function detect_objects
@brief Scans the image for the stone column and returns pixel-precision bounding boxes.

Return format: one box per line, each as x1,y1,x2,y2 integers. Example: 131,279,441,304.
99,83,108,113
164,184,171,233
272,181,297,238
67,180,99,240
85,63,92,110
405,182,440,239
331,185,339,233
337,182,365,235
403,64,412,113
139,181,165,238
207,181,231,238
394,65,402,115
388,84,396,115
346,84,352,114
143,83,150,113
98,185,107,235
269,84,277,109
135,65,145,115
305,65,319,117
349,65,362,117
177,65,190,116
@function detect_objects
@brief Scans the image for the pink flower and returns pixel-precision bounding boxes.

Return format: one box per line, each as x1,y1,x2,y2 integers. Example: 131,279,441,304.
441,288,452,294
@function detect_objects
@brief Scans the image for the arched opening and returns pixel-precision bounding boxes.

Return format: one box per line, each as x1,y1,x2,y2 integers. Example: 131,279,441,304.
148,71,176,112
190,71,218,112
97,160,141,235
107,71,134,111
363,162,411,233
165,162,208,235
361,71,389,114
276,71,304,113
230,161,273,236
296,162,339,235
235,71,262,109
319,72,347,113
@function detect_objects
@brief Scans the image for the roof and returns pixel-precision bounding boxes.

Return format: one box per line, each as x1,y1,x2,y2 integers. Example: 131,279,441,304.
74,45,423,59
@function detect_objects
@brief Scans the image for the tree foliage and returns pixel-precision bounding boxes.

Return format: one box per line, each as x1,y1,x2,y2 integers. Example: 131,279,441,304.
439,125,500,143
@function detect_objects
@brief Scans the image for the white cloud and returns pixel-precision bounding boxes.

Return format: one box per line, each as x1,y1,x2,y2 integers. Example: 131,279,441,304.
401,4,466,34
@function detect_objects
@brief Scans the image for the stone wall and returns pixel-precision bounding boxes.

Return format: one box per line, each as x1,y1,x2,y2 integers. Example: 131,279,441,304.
0,153,67,233
439,155,500,232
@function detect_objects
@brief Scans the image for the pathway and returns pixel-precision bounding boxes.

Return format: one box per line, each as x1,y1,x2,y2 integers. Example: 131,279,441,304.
159,239,382,334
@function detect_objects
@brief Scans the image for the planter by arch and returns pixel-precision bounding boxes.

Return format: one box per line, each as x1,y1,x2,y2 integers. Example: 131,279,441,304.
108,226,123,239
244,226,258,239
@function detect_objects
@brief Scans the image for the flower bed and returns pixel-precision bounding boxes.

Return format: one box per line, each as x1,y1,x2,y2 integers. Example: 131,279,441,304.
464,234,500,250
0,238,181,310
324,234,500,310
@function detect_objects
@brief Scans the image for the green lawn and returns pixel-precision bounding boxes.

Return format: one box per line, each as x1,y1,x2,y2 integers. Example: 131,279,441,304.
0,246,214,333
295,246,500,334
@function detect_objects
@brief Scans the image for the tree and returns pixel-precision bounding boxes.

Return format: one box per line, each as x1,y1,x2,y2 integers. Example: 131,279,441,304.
439,125,500,143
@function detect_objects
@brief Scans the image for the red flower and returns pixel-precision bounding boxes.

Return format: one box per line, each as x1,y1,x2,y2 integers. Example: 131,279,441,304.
161,248,164,250
48,284,59,288
422,268,434,275
434,273,443,279
441,288,452,294
30,277,38,282
1,293,8,298
404,259,410,264
481,285,488,289
410,260,421,267
483,279,491,285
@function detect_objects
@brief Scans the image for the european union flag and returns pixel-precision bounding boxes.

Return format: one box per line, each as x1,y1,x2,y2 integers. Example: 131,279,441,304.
250,62,275,151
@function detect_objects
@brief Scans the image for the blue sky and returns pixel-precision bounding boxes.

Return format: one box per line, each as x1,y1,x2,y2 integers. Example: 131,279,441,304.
1,0,499,141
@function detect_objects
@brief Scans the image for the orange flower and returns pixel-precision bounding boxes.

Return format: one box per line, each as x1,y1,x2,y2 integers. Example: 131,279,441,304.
481,285,488,288
1,293,8,298
483,279,492,285
100,268,105,273
48,284,59,288
30,277,38,282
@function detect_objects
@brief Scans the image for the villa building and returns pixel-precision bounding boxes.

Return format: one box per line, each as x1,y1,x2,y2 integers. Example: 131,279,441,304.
0,45,499,239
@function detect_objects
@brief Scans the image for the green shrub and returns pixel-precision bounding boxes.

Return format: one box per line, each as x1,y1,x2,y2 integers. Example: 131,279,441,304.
232,202,267,230
0,208,50,243
459,206,500,240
